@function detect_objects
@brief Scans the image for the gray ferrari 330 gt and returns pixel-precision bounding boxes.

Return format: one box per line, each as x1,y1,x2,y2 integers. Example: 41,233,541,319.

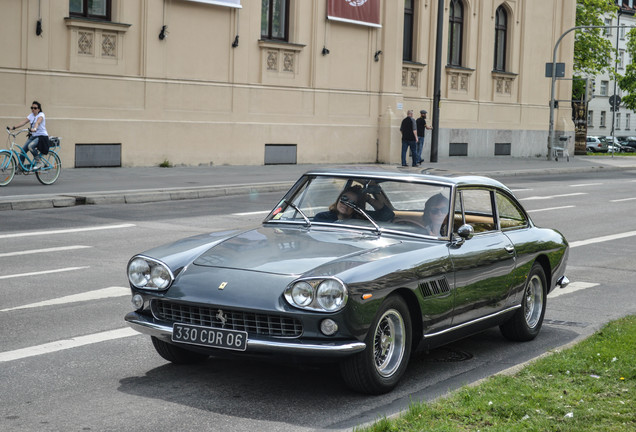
125,170,569,394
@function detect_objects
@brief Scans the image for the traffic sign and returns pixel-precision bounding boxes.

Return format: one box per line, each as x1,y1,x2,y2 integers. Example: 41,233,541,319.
609,95,621,108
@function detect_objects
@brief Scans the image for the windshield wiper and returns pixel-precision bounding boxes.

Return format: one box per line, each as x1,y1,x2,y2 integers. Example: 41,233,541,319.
283,199,311,227
339,196,381,236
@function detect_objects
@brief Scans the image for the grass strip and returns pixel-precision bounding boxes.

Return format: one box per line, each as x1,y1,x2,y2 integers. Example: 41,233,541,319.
359,315,635,432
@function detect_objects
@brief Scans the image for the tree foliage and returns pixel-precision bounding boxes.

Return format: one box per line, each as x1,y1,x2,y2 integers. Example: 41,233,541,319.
574,0,617,76
618,28,636,110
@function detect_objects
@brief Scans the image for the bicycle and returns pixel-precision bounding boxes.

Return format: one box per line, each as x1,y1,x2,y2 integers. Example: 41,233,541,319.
0,127,62,186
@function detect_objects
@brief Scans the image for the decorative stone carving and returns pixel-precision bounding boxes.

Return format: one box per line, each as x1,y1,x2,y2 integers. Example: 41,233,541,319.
78,31,93,55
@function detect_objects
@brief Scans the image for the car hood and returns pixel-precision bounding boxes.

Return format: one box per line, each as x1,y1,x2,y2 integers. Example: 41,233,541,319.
191,225,405,276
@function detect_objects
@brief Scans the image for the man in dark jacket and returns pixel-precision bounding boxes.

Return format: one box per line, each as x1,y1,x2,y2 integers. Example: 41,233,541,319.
400,110,418,167
415,110,432,165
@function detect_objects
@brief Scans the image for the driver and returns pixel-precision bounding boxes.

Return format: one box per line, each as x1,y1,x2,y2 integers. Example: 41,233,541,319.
314,185,394,223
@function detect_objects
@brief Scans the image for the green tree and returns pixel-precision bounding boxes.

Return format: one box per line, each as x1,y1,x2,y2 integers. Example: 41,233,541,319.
572,0,617,100
618,28,636,110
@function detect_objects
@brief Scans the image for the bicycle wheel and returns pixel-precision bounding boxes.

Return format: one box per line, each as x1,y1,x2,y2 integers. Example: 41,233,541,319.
0,151,16,186
36,152,61,185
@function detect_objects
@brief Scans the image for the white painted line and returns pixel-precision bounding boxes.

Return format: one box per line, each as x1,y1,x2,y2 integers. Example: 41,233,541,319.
520,192,587,201
550,281,599,298
610,197,636,202
0,286,130,312
510,188,533,192
232,210,271,216
0,327,138,363
0,245,91,258
527,206,575,213
0,266,89,280
570,230,636,248
569,183,602,188
0,223,136,240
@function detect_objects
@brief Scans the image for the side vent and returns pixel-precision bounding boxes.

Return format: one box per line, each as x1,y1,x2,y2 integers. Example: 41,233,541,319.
419,277,451,298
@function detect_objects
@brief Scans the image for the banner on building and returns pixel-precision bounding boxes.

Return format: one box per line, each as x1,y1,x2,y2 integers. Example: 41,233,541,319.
182,0,241,8
327,0,381,28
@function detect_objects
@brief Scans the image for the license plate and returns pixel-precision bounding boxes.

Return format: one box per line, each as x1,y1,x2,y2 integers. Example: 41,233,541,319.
172,323,247,351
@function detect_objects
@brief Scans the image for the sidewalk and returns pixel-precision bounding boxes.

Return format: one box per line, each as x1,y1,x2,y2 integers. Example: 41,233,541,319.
1,156,635,212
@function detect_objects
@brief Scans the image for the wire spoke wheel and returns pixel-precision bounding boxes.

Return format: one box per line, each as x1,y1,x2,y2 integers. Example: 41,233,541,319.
373,309,406,377
36,152,61,185
524,274,544,329
0,152,16,186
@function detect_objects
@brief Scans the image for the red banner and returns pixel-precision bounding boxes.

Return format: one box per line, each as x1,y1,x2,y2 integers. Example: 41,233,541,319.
327,0,381,28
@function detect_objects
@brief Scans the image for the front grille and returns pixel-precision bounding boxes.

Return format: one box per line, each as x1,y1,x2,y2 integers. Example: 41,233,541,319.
152,300,303,338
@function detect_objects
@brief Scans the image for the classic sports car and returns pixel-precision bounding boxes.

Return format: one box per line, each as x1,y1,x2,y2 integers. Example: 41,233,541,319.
125,170,569,394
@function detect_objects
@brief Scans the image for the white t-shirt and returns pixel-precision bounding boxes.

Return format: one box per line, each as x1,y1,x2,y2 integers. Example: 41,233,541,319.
28,112,48,137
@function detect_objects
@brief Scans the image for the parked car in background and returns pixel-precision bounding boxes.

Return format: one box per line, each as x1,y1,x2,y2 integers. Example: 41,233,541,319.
586,136,608,153
622,141,636,152
124,170,570,394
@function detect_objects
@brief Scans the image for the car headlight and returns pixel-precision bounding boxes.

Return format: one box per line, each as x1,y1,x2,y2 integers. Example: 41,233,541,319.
127,256,174,290
285,278,348,312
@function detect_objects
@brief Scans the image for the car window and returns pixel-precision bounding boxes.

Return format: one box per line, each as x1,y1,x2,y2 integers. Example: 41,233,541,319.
496,191,528,230
266,175,452,237
454,188,496,233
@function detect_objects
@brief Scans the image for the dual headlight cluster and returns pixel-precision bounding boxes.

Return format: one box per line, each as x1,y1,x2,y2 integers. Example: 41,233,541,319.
127,256,174,290
284,278,348,312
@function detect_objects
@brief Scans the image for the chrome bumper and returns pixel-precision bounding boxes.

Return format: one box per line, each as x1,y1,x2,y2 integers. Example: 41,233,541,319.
125,312,366,357
556,275,570,288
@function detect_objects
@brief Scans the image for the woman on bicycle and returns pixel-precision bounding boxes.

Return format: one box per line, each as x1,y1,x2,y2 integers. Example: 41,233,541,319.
11,101,48,169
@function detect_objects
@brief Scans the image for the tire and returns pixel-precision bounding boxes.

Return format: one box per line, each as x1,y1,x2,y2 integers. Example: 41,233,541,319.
340,295,412,395
500,262,547,341
0,151,16,186
36,152,61,185
151,336,209,364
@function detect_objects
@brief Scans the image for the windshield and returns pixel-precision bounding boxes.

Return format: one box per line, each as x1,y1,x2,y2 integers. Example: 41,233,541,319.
265,175,453,238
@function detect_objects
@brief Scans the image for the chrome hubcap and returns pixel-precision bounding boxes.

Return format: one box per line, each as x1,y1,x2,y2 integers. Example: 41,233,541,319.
524,275,544,328
373,309,405,377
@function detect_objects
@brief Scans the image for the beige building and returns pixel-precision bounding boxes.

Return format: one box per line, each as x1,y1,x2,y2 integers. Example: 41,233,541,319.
0,0,575,167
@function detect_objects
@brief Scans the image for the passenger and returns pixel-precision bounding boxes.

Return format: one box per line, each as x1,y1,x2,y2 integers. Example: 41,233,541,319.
421,193,449,236
314,185,394,223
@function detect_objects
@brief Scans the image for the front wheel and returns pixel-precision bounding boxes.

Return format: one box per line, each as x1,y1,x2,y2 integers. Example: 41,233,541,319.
36,152,61,185
0,151,16,186
500,262,547,341
340,295,412,394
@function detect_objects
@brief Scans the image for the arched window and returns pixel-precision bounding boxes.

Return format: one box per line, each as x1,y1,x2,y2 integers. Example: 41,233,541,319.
494,6,507,71
448,0,463,66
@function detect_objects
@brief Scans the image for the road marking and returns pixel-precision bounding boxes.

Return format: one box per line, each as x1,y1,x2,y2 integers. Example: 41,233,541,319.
550,281,599,298
520,192,587,201
0,266,89,280
0,223,136,240
527,206,575,213
570,230,636,248
0,286,129,312
569,183,602,188
0,245,91,258
610,197,636,202
232,210,271,216
510,188,533,192
0,328,138,363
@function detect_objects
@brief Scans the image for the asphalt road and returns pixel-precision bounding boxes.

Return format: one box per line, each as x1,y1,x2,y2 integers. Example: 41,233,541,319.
1,170,635,432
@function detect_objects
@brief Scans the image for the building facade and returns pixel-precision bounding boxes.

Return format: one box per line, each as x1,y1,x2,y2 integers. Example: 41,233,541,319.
0,0,576,167
586,0,636,141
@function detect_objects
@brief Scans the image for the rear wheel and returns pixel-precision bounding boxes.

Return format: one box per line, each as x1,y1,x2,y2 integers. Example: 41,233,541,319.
36,152,61,185
340,295,412,394
151,336,209,364
0,152,16,186
500,262,547,341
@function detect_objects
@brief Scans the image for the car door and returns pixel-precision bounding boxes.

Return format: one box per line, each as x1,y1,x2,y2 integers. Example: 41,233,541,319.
449,187,516,325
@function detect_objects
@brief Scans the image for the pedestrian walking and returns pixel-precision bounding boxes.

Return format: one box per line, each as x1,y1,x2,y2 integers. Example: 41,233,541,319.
400,109,418,167
416,110,432,165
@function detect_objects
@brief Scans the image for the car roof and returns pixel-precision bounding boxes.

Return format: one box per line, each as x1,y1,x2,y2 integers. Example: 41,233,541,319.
303,169,512,192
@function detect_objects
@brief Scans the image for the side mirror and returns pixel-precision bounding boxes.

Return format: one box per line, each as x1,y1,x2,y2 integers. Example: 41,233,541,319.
457,224,474,240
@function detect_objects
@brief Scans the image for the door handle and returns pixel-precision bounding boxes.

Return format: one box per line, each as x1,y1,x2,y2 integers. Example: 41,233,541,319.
504,245,515,254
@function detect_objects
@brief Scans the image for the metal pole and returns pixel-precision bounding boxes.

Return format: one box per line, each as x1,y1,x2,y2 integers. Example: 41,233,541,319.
610,11,621,158
430,0,444,163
